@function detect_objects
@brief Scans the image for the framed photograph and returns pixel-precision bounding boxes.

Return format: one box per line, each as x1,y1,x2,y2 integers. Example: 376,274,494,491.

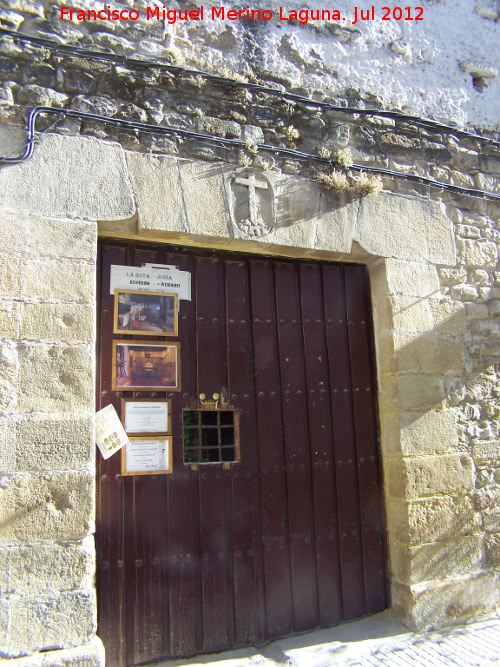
121,436,173,476
113,289,178,336
112,341,181,392
121,398,171,436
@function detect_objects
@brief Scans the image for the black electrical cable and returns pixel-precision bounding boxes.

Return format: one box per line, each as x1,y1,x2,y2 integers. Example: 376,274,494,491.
1,27,500,148
2,106,500,202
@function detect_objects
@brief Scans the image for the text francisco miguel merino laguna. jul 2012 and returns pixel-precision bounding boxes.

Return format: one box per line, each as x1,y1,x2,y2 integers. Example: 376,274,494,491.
60,5,424,25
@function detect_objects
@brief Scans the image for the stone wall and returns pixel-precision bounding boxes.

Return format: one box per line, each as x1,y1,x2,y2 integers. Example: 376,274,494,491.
1,0,500,663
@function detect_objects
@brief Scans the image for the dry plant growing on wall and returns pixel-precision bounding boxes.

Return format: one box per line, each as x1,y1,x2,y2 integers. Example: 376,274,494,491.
314,169,350,192
335,148,353,169
284,125,300,147
354,172,383,195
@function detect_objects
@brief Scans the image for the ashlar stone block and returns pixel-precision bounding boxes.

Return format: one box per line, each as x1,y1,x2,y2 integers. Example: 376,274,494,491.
13,413,94,472
0,471,94,541
18,344,93,413
0,538,94,594
372,258,441,299
390,535,482,585
394,333,465,376
27,217,96,261
387,454,474,499
127,152,188,234
0,213,27,254
387,496,477,546
0,133,135,222
0,590,96,658
428,298,466,338
0,254,24,298
399,410,459,456
23,259,94,303
0,340,18,411
4,637,105,667
392,573,496,631
20,303,94,343
0,300,21,339
397,375,445,411
355,194,456,265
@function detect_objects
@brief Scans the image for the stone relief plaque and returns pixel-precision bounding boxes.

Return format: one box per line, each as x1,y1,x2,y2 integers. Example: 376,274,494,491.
230,169,275,238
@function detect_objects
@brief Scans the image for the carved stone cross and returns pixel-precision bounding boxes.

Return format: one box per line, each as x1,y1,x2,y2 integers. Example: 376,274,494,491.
234,172,269,226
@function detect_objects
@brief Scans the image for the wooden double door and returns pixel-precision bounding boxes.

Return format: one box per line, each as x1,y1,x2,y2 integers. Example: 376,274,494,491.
97,240,388,667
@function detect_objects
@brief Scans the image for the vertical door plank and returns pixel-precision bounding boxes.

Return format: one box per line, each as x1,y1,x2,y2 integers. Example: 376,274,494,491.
299,264,342,626
322,265,366,621
224,259,265,644
274,262,318,633
344,265,387,616
97,243,128,667
249,259,293,640
127,248,169,665
195,256,233,653
165,250,202,657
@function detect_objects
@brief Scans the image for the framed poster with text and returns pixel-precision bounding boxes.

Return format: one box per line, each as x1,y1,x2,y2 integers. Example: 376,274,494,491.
121,398,171,437
121,437,173,476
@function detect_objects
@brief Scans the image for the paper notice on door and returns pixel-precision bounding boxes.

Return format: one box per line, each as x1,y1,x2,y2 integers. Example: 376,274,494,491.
95,404,129,460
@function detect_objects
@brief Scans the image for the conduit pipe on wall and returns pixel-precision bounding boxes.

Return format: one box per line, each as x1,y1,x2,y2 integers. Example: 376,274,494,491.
1,105,500,203
1,27,500,149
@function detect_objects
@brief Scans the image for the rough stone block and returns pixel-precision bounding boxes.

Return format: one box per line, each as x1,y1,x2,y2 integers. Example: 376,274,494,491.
457,239,498,268
392,573,496,631
485,533,500,564
0,471,94,541
27,217,96,261
127,152,188,234
397,375,445,411
0,590,96,658
0,133,135,222
390,535,482,585
399,410,459,456
4,637,105,667
18,344,93,413
387,496,477,546
387,454,474,499
13,413,94,472
0,538,94,594
355,194,456,265
428,299,466,337
23,259,94,303
20,303,94,343
473,441,500,463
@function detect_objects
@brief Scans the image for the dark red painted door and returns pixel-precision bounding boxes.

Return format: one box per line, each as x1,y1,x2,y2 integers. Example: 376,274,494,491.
96,240,388,667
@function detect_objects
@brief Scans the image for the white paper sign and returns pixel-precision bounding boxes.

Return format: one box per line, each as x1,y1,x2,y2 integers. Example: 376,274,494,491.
95,404,129,460
125,439,171,473
110,265,191,301
124,401,169,434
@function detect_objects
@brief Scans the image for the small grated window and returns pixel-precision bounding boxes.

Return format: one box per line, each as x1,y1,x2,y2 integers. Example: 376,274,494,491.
183,409,239,464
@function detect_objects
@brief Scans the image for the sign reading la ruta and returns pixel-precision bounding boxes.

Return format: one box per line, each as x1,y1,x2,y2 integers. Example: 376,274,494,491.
110,265,191,301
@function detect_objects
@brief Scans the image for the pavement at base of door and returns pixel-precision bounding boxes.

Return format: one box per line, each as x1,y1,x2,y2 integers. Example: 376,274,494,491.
156,610,500,666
